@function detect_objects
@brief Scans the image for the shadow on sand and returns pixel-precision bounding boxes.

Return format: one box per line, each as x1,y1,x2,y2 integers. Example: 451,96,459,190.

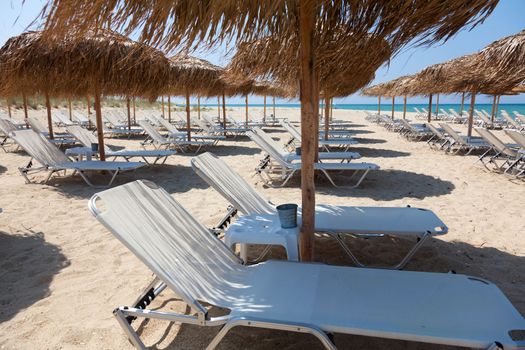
0,230,69,323
0,165,6,175
45,163,210,199
272,169,454,201
346,146,410,158
128,237,524,350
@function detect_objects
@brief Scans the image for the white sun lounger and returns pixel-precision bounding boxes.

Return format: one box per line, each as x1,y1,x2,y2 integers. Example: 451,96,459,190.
26,116,77,147
191,152,446,268
89,179,525,350
501,111,523,130
0,119,20,151
513,111,525,125
138,120,212,153
252,127,361,162
439,123,490,155
71,111,91,127
0,113,26,128
248,131,378,187
202,114,249,136
52,111,76,126
281,121,357,152
66,125,175,165
103,112,143,136
475,128,522,173
425,123,452,150
398,119,433,141
10,129,144,187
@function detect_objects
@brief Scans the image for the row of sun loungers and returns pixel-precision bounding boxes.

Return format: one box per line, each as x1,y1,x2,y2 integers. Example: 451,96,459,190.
366,111,524,178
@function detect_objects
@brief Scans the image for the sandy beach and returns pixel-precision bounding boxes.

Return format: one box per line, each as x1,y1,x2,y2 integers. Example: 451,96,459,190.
0,107,524,349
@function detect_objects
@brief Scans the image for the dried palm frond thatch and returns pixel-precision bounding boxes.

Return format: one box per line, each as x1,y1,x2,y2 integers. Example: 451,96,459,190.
0,30,171,99
168,54,224,97
229,31,390,99
42,0,498,56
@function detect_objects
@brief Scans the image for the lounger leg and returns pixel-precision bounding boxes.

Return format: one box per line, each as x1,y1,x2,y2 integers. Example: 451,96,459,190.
207,318,337,350
114,308,147,350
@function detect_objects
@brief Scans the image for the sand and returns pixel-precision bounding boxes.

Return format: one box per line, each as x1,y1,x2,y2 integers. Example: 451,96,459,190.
0,106,524,349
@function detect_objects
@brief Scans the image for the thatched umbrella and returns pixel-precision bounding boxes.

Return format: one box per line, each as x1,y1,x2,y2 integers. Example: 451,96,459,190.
230,32,390,139
0,30,171,159
42,0,499,261
168,55,224,140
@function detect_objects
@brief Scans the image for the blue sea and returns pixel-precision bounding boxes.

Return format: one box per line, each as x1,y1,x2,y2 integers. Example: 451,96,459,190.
200,103,525,116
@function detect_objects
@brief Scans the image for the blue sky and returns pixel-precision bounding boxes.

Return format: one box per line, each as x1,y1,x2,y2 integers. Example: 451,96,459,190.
1,0,524,104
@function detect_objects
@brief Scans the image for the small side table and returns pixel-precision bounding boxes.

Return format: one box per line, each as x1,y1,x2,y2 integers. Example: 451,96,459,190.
65,147,97,161
224,214,299,262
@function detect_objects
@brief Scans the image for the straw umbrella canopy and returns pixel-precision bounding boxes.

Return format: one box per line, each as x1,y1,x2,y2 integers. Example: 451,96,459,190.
229,31,390,138
0,30,171,159
168,55,224,139
42,0,499,262
362,75,418,119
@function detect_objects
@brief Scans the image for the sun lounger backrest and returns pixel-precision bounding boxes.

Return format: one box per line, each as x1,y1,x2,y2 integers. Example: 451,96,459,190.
475,128,515,157
10,129,70,166
90,180,243,314
158,117,180,133
138,121,167,143
439,123,465,145
26,117,47,134
252,128,286,155
426,123,445,139
0,119,18,135
281,121,302,141
505,130,525,149
191,153,275,214
67,125,111,153
73,111,89,124
247,131,290,168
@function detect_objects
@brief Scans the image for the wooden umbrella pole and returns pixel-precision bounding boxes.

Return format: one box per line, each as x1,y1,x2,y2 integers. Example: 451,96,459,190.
403,95,407,120
435,93,440,116
245,95,249,126
467,92,476,139
217,96,221,120
378,95,381,114
495,95,501,118
132,97,136,124
298,0,317,262
490,95,497,122
427,94,433,122
272,96,276,117
68,97,72,120
22,93,29,127
185,91,191,141
330,97,333,121
44,92,54,140
161,96,165,118
94,90,106,161
222,92,227,136
459,92,465,115
197,96,201,119
263,95,267,122
22,93,29,120
324,97,330,140
391,96,395,120
126,97,131,131
6,99,11,118
168,95,172,123
87,95,91,115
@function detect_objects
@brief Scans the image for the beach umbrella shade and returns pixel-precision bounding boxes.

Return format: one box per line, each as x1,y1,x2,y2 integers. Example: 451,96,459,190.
0,30,171,160
42,0,499,261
